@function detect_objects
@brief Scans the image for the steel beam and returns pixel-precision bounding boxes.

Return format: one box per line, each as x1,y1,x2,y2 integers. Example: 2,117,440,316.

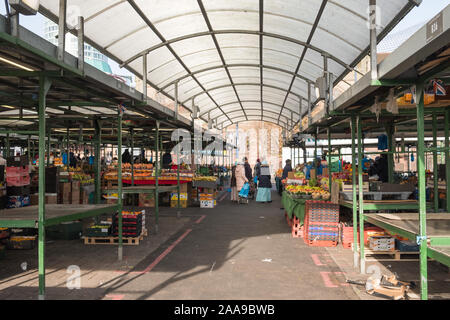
38,75,51,300
357,115,365,274
57,0,67,61
432,113,438,212
416,82,427,300
446,110,450,213
77,16,84,72
117,112,123,261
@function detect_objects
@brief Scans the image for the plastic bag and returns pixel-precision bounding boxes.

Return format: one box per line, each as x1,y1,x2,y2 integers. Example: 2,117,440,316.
239,182,250,198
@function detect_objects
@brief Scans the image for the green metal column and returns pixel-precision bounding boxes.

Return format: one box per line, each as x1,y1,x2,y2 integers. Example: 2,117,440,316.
314,133,318,170
94,119,101,204
66,128,70,173
328,128,332,194
357,115,365,274
5,133,9,158
131,128,134,186
432,113,438,212
38,76,51,300
445,109,450,213
351,116,358,268
47,127,51,166
386,125,395,183
177,138,181,219
117,113,123,261
416,83,428,300
155,121,160,233
27,135,31,163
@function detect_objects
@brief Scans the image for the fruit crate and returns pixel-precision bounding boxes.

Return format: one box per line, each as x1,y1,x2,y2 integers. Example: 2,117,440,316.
46,221,82,240
192,180,218,188
6,236,36,250
83,224,111,237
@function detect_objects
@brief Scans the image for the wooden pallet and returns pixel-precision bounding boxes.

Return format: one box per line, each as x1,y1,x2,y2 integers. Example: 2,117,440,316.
356,247,420,261
83,228,147,246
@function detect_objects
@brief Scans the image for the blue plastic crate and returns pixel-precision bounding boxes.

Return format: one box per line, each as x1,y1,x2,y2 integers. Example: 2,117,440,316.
395,239,419,252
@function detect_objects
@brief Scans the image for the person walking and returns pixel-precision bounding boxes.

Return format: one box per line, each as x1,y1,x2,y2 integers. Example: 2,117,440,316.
235,161,248,195
254,158,261,179
243,157,253,182
256,161,272,203
230,164,237,202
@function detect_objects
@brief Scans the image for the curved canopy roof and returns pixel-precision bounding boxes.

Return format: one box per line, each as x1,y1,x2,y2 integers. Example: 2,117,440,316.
39,0,416,129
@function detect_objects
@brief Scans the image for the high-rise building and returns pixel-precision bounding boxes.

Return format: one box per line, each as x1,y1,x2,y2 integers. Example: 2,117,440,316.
44,20,112,74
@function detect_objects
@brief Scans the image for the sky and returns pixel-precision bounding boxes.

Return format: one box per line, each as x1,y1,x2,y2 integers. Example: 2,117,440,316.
0,0,449,77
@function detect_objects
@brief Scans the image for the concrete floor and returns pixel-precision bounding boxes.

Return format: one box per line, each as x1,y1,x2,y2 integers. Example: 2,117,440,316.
0,191,448,300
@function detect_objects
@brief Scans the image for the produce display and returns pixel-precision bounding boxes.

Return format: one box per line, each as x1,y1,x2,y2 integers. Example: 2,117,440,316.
193,176,218,182
103,163,194,181
71,173,94,185
285,185,330,200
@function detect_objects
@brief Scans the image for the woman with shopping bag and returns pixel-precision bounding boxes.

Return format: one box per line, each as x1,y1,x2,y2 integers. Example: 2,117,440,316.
235,162,248,195
256,161,272,203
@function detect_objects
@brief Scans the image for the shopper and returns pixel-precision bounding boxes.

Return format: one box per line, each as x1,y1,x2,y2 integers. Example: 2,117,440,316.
243,157,253,182
122,149,132,164
254,158,261,179
230,164,237,202
281,159,292,180
162,151,172,169
256,161,272,203
235,161,248,195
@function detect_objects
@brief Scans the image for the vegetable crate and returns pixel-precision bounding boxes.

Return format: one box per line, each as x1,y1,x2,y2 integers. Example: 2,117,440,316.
303,201,339,247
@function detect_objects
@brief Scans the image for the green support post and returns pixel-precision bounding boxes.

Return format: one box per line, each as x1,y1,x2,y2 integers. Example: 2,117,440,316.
5,133,9,158
357,115,365,274
131,128,134,186
155,121,160,233
386,125,395,184
94,119,101,204
177,141,181,219
416,83,428,300
66,128,70,173
38,75,51,300
328,128,332,195
117,113,123,261
314,133,318,168
432,113,438,212
27,135,31,163
351,116,358,268
47,127,51,166
445,110,450,213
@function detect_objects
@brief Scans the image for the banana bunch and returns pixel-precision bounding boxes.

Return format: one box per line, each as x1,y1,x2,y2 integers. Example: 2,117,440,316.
193,176,217,181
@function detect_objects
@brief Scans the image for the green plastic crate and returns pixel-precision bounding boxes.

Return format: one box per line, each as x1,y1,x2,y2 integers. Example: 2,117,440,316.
46,221,82,240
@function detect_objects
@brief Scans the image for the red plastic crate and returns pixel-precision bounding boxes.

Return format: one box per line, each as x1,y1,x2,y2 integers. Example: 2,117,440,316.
305,239,338,247
6,175,30,187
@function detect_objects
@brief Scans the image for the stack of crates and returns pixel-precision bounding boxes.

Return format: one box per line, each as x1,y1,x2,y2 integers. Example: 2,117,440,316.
6,156,31,208
303,201,339,247
112,210,144,237
83,224,111,237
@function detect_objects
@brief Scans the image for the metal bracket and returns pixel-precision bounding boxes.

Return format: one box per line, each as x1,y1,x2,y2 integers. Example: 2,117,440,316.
416,235,427,246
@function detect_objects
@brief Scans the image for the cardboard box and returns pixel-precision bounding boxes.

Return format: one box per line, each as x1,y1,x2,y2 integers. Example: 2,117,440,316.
170,192,188,201
45,194,57,204
80,191,89,204
200,199,215,208
139,193,155,207
31,193,39,206
310,169,316,180
170,199,188,208
71,180,80,192
322,168,329,177
70,190,80,204
369,236,395,251
287,171,295,179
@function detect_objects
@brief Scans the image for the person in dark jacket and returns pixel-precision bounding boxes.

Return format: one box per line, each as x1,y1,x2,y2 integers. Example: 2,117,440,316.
243,157,253,182
256,161,272,203
281,159,292,180
122,149,132,164
254,158,261,179
162,151,172,169
230,164,237,202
